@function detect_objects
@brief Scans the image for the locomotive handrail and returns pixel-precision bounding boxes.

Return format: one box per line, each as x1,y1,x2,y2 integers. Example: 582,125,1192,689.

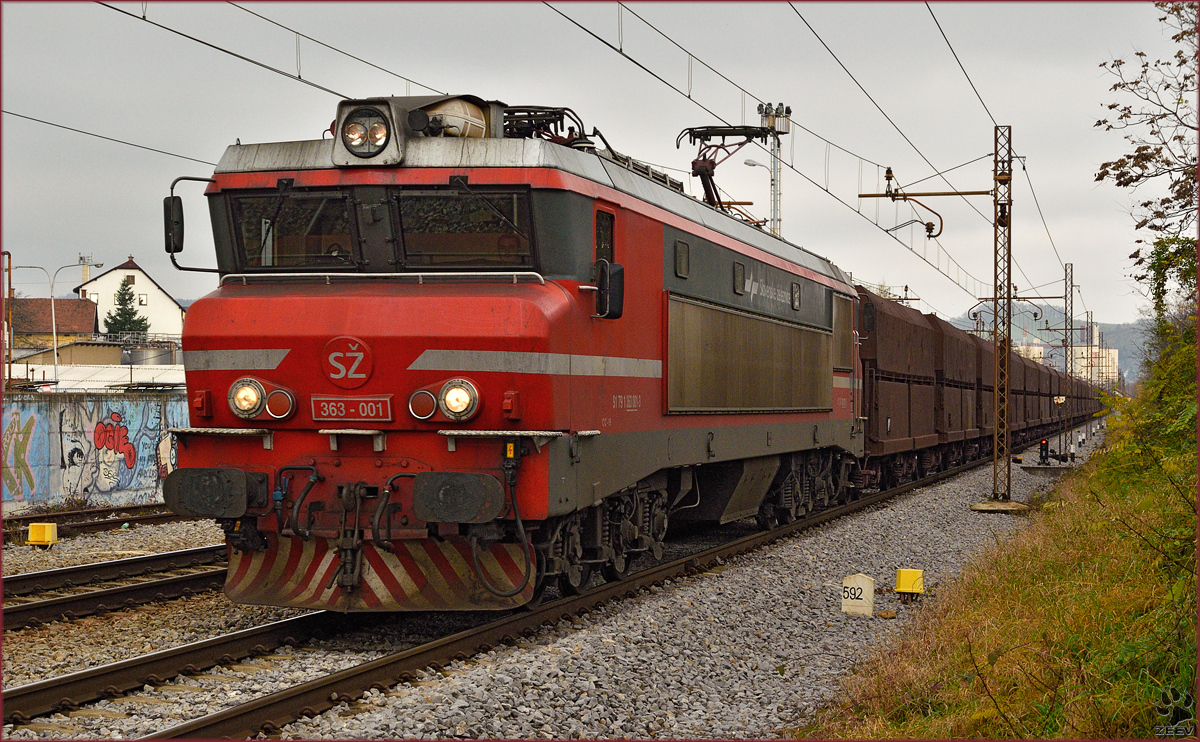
218,271,546,286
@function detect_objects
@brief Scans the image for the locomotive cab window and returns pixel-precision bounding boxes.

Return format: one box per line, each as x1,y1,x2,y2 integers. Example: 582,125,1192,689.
395,190,533,269
230,191,357,270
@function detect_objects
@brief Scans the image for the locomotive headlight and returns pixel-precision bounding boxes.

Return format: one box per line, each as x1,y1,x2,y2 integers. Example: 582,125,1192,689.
341,107,389,158
438,379,479,421
343,122,368,147
228,378,266,419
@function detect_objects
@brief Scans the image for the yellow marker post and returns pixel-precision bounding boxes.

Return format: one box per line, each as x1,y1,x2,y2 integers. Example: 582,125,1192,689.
895,568,924,604
27,523,58,550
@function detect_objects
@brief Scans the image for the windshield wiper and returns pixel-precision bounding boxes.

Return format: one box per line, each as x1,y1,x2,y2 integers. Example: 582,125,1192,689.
259,178,294,248
448,175,530,243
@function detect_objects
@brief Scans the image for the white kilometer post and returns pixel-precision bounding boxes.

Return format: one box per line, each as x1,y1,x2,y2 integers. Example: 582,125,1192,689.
841,573,875,616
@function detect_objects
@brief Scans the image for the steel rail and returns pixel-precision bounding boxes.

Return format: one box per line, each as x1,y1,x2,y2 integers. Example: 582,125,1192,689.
139,456,994,740
3,545,227,597
3,568,227,630
2,612,357,725
4,511,194,544
3,504,170,528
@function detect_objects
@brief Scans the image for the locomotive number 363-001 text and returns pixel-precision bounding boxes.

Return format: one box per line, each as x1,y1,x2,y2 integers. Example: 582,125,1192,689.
310,395,393,422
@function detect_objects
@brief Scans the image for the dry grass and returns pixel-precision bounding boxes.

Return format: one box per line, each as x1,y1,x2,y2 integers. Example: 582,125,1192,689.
793,442,1197,739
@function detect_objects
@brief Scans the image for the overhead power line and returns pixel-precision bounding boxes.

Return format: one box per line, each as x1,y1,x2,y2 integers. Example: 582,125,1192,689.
615,2,884,169
547,2,988,299
3,110,218,166
925,3,997,126
787,3,990,227
97,2,348,98
923,3,1078,307
226,3,445,96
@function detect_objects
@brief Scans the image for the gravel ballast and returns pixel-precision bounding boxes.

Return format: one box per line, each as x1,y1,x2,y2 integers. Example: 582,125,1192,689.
2,520,224,577
2,429,1103,740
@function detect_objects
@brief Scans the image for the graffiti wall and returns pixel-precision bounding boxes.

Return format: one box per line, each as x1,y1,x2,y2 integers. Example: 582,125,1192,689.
2,393,187,511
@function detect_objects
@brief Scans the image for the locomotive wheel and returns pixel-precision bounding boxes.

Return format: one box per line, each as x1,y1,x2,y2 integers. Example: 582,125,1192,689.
602,552,636,582
559,564,593,595
755,502,780,531
779,504,797,525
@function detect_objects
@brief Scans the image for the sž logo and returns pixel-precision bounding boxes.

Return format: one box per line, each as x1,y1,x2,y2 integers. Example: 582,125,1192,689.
322,336,374,389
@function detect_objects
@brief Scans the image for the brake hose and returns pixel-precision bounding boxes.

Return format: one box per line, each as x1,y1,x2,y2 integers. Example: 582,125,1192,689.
469,480,534,599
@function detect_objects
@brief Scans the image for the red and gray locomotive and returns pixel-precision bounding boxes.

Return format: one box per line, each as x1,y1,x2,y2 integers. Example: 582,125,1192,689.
162,94,1102,612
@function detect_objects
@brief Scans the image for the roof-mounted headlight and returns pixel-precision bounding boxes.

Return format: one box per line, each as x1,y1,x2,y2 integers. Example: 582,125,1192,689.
332,99,406,166
341,107,389,158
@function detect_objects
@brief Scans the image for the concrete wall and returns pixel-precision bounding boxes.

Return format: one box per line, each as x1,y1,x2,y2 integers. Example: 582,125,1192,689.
2,392,187,513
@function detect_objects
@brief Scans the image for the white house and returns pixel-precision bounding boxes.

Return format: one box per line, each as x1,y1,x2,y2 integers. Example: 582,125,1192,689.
74,256,186,336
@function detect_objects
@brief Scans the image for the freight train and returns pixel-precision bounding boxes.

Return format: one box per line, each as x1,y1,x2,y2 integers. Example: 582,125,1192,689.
162,94,1104,612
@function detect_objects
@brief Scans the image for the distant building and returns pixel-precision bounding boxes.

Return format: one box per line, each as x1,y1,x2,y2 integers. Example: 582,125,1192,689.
8,297,98,349
74,256,185,336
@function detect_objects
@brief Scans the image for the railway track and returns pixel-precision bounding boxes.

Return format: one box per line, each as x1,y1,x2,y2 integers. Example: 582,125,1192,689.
4,452,1006,735
2,546,228,629
3,504,193,543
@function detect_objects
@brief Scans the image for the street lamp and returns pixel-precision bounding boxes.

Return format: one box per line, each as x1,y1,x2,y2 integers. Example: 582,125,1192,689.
16,257,103,384
744,158,780,237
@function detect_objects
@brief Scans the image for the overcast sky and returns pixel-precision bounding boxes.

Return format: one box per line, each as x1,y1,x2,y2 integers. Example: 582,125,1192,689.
2,2,1180,325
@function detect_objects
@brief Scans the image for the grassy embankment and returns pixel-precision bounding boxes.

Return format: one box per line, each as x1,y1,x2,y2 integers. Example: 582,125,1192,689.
796,317,1197,738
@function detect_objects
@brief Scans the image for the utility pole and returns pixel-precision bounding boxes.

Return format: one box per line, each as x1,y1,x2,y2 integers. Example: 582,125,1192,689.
1059,263,1073,460
750,102,791,238
990,125,1014,503
858,125,1023,510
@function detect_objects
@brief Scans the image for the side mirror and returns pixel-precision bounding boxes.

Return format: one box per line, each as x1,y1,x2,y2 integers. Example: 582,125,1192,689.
164,195,184,254
593,260,624,320
862,302,876,333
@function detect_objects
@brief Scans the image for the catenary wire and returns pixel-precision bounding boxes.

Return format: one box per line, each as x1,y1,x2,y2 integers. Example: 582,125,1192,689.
925,3,997,126
904,153,992,188
97,2,348,98
545,2,988,300
923,3,1076,301
615,2,885,169
787,3,991,227
226,3,445,95
2,110,218,166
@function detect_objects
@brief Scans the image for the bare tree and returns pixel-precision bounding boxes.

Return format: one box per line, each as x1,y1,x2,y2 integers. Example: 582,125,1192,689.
1095,2,1197,241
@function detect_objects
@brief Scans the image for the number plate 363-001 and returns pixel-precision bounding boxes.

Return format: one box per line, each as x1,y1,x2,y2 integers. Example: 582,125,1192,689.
311,395,393,422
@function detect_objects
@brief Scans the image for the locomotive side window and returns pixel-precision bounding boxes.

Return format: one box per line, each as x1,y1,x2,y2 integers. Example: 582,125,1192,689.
395,191,533,268
230,192,356,269
674,240,690,278
594,210,614,264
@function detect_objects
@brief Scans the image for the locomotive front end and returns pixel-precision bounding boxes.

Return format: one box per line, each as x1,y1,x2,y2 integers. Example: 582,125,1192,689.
164,95,572,611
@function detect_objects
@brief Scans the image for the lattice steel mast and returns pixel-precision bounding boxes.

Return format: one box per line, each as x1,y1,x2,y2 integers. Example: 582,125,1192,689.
991,126,1013,501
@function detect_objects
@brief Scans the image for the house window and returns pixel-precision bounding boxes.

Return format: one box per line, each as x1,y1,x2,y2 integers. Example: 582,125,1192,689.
126,275,135,285
138,294,148,306
80,290,87,300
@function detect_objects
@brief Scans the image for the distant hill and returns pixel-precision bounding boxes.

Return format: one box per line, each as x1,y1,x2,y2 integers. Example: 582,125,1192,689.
953,304,1149,382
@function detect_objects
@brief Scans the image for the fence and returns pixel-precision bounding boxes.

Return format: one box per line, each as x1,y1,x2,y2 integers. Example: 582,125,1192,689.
2,392,187,512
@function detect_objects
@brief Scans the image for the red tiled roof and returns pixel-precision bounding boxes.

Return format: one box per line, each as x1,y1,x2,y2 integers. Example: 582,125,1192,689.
9,298,98,334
